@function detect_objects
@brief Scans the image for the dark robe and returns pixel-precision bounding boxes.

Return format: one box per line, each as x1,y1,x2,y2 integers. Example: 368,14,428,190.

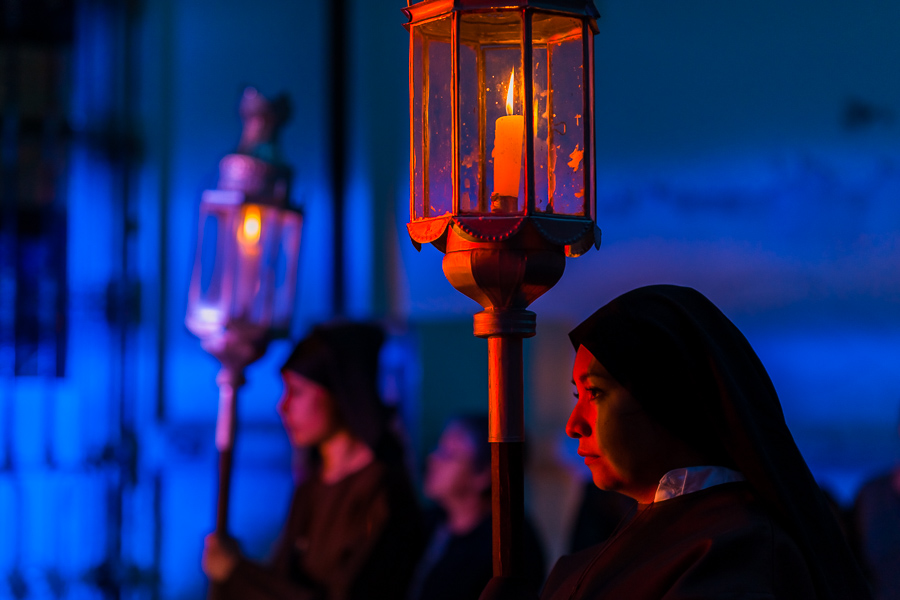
410,510,546,600
220,459,423,600
854,471,900,599
542,482,815,600
567,482,636,553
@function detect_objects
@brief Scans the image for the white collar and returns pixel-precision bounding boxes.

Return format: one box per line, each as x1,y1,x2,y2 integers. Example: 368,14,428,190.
654,466,745,503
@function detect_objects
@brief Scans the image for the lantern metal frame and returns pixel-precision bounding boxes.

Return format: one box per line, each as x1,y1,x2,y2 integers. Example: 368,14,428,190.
405,0,601,257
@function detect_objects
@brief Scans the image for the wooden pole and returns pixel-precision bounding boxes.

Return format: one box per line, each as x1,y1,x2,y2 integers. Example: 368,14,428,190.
214,368,242,535
441,226,566,600
487,334,526,578
208,367,243,600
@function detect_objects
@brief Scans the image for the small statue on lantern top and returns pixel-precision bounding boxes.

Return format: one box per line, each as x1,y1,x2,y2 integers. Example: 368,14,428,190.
217,86,293,207
236,86,291,164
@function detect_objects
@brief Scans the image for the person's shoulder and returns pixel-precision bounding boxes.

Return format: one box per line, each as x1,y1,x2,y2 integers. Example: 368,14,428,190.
360,458,422,513
654,482,793,543
610,486,814,598
366,457,417,491
856,470,894,498
664,485,817,597
853,469,899,519
621,485,800,567
549,545,599,571
648,481,762,525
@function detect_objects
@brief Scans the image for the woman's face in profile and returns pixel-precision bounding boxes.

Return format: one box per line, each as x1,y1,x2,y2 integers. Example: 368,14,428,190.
278,371,340,448
568,345,675,503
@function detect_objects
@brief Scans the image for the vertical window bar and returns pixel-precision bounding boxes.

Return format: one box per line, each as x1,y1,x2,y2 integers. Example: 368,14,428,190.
522,10,535,215
582,19,594,219
422,38,431,218
546,38,555,213
451,12,460,215
409,26,416,221
477,44,487,212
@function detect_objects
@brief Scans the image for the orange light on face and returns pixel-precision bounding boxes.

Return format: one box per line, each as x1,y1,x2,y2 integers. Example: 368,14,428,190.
239,206,262,246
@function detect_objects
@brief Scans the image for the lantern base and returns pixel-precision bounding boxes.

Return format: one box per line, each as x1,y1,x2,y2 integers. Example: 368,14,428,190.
441,219,566,314
199,321,271,374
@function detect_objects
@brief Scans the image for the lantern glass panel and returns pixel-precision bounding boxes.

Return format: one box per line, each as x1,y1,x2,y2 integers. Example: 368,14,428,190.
532,13,585,216
186,202,235,337
232,204,270,326
186,200,301,338
270,211,302,333
458,39,481,213
243,204,299,330
459,11,524,214
199,211,224,307
412,16,454,220
412,25,425,219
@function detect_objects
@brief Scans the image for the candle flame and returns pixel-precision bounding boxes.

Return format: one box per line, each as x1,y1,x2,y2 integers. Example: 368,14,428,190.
506,69,515,116
241,206,262,245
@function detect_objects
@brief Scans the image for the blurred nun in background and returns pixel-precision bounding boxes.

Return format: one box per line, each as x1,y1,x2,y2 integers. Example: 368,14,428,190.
203,322,424,600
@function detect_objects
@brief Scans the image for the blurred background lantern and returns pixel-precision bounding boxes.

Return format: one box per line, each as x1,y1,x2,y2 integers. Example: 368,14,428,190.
185,184,302,353
403,1,599,596
185,87,302,539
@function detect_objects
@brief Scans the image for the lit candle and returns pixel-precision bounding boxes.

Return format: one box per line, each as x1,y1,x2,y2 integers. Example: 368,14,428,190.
492,69,524,204
237,205,263,259
235,205,262,312
238,205,262,247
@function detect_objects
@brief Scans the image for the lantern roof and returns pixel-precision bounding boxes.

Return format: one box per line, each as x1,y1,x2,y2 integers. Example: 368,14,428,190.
403,0,599,27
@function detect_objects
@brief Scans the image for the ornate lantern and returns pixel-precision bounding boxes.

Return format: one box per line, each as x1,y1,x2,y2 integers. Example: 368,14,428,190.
405,0,599,254
403,1,599,594
186,87,302,537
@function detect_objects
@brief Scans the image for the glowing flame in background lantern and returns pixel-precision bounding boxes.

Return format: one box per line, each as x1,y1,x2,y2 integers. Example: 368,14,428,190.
239,205,262,247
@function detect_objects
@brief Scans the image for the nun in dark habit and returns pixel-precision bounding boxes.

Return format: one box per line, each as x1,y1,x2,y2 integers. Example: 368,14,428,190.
541,285,872,600
202,322,424,600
